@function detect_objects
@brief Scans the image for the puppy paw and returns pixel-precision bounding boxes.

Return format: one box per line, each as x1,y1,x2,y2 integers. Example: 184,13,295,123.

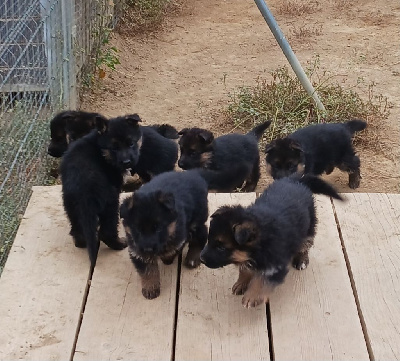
184,256,201,269
112,238,128,250
241,294,267,308
232,281,249,295
142,286,161,300
292,255,309,270
73,238,87,248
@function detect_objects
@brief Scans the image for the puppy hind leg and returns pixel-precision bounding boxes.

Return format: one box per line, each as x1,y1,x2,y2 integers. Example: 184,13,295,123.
339,154,361,189
98,200,127,250
185,223,207,269
242,155,260,192
292,237,314,270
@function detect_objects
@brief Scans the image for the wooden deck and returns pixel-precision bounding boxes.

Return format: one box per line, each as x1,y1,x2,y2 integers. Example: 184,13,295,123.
1,186,400,361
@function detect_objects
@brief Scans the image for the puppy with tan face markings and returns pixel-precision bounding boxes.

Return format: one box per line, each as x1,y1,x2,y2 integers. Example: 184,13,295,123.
178,121,271,192
265,120,367,189
200,173,343,308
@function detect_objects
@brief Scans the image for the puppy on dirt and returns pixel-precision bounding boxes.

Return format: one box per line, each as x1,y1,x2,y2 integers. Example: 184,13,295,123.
60,114,143,266
264,120,367,189
177,121,271,191
120,165,249,299
200,174,343,308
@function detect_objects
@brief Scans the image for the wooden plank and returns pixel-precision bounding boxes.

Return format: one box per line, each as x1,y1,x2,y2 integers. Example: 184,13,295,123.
333,193,400,360
175,192,270,361
0,185,91,361
74,193,178,361
269,195,369,360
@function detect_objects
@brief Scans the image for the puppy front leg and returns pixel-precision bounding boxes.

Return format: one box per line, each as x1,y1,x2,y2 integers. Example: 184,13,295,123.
242,274,275,308
130,253,160,299
232,266,254,295
185,223,207,269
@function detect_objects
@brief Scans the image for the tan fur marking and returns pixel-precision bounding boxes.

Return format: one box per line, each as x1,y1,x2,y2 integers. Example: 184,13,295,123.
124,225,132,237
167,221,177,238
200,151,212,166
231,250,250,264
232,266,254,295
66,133,72,144
242,273,275,308
297,163,305,174
265,162,272,175
102,149,112,161
137,136,143,150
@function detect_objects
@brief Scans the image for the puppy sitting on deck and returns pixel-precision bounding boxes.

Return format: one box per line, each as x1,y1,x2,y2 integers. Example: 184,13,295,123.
178,121,271,192
264,120,367,189
200,174,343,308
120,165,248,299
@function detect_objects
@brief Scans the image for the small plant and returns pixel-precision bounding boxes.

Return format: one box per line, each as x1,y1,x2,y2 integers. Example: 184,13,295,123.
289,23,323,41
223,58,391,151
277,0,320,16
95,28,121,78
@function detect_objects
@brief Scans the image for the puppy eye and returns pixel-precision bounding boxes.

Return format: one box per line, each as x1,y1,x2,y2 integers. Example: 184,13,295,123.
130,142,136,148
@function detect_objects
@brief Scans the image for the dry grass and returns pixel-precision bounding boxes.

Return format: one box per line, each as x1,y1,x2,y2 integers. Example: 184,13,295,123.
117,0,183,34
221,59,391,154
276,0,321,16
289,23,323,41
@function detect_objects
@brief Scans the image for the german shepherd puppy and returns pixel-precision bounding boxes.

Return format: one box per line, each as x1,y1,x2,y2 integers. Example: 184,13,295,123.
60,114,143,266
264,120,367,188
47,110,178,158
177,121,271,191
200,174,343,308
48,110,101,157
120,165,249,299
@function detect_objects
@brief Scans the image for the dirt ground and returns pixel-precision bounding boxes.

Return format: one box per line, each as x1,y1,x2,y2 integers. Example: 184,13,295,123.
81,0,400,193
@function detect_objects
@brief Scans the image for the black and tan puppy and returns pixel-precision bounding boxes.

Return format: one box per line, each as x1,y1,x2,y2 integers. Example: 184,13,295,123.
265,120,367,188
120,165,249,299
48,110,101,157
60,114,143,266
200,174,343,308
178,121,271,191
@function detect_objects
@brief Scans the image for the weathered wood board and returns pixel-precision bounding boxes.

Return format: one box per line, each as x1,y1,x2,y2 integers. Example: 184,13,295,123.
174,193,270,361
269,195,369,360
0,186,91,361
334,193,400,360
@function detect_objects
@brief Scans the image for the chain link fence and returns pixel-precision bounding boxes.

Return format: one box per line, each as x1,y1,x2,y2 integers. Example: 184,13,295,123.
0,0,121,273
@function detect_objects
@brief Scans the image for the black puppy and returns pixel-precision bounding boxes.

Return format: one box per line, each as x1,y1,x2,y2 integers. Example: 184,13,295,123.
265,120,367,188
60,114,143,266
120,165,249,299
48,110,102,157
178,121,271,192
200,174,343,308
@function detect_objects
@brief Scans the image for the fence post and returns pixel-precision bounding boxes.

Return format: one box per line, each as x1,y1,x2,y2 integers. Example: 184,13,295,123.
60,0,77,109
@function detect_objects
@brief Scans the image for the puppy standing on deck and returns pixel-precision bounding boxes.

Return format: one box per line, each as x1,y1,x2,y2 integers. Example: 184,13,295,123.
177,121,271,191
120,165,249,299
200,174,343,308
264,120,367,188
61,114,143,266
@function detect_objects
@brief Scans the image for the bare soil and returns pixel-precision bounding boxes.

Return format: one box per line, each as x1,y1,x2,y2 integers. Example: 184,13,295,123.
81,0,400,193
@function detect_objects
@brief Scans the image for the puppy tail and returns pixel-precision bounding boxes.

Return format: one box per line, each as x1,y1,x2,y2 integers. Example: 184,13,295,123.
345,119,367,134
298,174,343,200
149,124,179,139
247,120,271,140
197,164,250,191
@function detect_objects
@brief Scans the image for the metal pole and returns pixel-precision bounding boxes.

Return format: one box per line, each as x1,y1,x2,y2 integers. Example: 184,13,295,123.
253,0,326,113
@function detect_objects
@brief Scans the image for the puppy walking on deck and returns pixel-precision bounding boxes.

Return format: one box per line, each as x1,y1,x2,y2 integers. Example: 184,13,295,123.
200,174,343,308
265,120,367,188
177,121,271,192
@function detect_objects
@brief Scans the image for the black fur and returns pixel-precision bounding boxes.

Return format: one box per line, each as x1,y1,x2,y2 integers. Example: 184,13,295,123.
120,170,209,299
60,114,143,266
265,120,367,189
178,121,271,191
200,174,342,308
48,110,104,157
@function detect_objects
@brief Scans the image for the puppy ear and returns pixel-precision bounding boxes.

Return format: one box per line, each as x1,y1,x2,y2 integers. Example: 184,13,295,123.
178,128,189,136
156,191,175,213
289,140,303,152
211,207,228,218
125,114,142,126
120,196,134,219
265,141,276,154
198,131,214,144
95,115,109,134
233,221,258,245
